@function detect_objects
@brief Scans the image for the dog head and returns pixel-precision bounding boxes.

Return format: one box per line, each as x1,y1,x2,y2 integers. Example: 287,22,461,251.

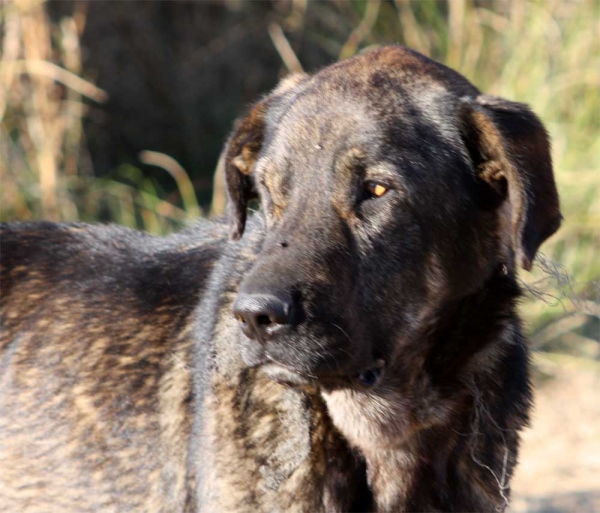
224,46,561,387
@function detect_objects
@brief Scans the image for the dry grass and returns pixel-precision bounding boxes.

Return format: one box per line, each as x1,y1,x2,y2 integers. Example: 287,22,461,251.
0,0,195,233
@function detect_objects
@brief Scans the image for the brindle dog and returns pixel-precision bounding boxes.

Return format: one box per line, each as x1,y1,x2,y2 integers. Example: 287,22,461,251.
1,46,560,512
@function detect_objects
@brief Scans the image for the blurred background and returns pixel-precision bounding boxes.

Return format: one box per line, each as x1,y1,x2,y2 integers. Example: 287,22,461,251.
1,1,598,511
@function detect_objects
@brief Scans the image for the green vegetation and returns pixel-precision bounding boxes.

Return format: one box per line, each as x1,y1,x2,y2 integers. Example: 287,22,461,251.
1,0,598,356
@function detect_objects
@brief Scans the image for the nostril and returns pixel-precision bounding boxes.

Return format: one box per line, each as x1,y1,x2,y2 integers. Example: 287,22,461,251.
256,315,272,326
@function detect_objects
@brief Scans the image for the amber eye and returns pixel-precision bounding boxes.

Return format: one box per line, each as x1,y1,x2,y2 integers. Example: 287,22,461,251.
364,181,388,199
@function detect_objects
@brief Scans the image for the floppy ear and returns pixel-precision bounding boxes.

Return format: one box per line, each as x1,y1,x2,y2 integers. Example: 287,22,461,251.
459,95,562,271
224,73,308,240
224,101,267,240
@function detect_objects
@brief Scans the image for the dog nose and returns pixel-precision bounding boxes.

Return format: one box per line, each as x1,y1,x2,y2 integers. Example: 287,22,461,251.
233,294,294,341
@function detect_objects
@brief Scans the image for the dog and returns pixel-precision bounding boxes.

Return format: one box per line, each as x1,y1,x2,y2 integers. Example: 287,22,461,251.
0,46,561,512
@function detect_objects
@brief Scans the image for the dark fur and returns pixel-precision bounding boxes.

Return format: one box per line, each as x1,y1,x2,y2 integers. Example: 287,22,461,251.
0,46,560,512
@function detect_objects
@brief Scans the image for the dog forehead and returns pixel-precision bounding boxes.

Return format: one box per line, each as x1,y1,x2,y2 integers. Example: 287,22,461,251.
256,47,479,192
262,85,422,168
261,98,454,186
265,100,378,157
264,57,469,155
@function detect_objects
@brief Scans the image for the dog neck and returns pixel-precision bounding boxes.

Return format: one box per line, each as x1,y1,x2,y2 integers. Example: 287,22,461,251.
322,268,528,512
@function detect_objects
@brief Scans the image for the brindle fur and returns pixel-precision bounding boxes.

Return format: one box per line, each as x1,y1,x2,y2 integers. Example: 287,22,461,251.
0,46,560,512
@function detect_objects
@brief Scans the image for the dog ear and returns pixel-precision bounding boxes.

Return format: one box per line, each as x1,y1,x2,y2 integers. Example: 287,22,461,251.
459,95,562,270
224,101,267,240
224,73,308,240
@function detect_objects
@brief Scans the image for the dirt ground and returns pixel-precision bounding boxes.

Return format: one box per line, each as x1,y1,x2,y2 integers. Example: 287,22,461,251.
509,353,600,513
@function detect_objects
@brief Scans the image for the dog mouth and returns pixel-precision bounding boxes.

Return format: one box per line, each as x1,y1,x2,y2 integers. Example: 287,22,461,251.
239,332,386,388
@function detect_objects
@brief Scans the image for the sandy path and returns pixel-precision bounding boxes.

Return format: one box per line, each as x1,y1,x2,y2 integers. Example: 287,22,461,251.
510,354,600,512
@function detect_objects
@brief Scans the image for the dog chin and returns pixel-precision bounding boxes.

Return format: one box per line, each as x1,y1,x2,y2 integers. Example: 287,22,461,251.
259,363,317,387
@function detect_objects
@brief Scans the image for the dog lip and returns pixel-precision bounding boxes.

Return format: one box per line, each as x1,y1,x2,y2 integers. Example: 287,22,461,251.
257,356,387,389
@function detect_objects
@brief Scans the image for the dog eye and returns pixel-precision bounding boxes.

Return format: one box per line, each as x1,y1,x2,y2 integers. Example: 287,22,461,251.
363,181,388,199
